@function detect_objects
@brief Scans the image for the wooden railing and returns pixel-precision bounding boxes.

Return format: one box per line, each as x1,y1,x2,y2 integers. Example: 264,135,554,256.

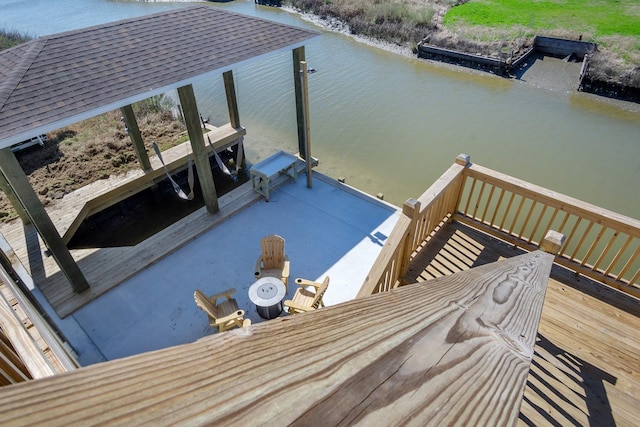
456,162,640,297
357,155,469,297
359,154,640,299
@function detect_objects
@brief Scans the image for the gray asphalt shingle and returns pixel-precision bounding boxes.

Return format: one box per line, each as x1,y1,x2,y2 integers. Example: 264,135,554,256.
0,6,319,147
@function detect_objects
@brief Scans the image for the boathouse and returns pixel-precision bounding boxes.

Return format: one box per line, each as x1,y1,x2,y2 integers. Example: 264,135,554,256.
0,6,639,426
0,6,319,304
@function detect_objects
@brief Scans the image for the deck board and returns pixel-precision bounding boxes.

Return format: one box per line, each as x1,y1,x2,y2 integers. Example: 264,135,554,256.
404,221,640,426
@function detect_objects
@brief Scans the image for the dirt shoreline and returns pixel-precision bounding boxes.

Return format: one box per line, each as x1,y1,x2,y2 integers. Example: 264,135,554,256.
283,2,640,104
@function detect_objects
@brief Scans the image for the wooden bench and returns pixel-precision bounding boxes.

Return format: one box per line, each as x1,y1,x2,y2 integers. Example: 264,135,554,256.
249,150,298,201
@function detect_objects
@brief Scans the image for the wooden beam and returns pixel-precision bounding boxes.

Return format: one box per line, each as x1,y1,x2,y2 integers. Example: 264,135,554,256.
222,70,244,171
299,61,313,189
0,250,553,426
0,149,89,293
177,84,219,213
292,46,307,158
223,70,241,129
0,288,55,379
120,105,151,172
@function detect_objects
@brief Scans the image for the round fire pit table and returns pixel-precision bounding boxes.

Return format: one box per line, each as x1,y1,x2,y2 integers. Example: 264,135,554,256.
248,277,287,319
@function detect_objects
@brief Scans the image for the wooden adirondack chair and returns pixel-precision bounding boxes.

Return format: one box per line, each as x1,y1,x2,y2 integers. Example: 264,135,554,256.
254,234,290,292
194,289,250,332
284,276,329,315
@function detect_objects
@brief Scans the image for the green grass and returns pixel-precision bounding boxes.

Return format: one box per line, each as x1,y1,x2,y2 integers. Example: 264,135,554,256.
0,28,32,50
444,0,640,39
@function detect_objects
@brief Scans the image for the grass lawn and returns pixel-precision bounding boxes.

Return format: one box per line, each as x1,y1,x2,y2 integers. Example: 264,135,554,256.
443,0,640,39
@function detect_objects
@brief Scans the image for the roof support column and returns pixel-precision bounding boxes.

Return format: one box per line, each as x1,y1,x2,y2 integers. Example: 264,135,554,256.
0,148,89,293
223,70,245,171
120,105,151,172
177,84,219,213
223,70,241,129
292,47,309,159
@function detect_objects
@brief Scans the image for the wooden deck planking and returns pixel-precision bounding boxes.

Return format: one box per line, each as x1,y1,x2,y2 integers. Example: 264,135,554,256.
404,221,640,426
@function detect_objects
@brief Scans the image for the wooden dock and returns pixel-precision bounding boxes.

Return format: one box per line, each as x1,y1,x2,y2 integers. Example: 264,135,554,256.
406,221,640,426
0,145,308,320
0,169,302,318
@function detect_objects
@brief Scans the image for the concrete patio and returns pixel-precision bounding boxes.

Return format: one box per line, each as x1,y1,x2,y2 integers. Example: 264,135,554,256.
30,173,400,365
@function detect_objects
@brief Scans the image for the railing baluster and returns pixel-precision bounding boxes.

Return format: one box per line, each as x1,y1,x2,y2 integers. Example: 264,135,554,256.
498,191,516,232
517,200,537,239
488,187,505,228
537,206,558,245
593,231,619,272
528,204,548,244
605,234,632,276
557,210,570,234
616,246,639,283
461,177,477,216
564,216,584,260
508,196,527,235
581,224,607,267
480,183,496,225
471,181,487,221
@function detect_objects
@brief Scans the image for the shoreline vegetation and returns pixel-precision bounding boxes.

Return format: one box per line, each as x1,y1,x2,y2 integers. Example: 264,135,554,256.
284,0,640,100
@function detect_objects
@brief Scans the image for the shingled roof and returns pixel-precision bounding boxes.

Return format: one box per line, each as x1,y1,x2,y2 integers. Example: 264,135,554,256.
0,6,319,148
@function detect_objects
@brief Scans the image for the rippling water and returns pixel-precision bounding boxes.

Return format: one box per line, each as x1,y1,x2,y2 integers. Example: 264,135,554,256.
2,0,639,218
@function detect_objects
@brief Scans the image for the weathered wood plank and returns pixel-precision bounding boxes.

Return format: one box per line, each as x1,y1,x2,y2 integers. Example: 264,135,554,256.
400,221,640,426
178,84,219,213
0,290,55,379
0,250,552,426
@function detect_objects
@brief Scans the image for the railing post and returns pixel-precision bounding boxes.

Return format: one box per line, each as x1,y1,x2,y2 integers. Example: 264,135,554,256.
455,153,471,167
541,230,566,255
399,198,421,284
453,153,471,214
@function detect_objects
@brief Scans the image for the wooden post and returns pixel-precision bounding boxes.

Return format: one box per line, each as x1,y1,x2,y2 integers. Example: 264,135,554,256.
223,71,241,129
299,61,312,189
455,153,471,167
223,70,245,170
399,198,421,281
0,149,89,293
541,230,566,255
453,153,471,212
177,84,219,213
292,47,307,159
120,105,151,172
0,170,30,224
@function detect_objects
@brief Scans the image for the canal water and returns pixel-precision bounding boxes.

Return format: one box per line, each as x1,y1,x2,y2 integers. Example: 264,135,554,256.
2,0,639,219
